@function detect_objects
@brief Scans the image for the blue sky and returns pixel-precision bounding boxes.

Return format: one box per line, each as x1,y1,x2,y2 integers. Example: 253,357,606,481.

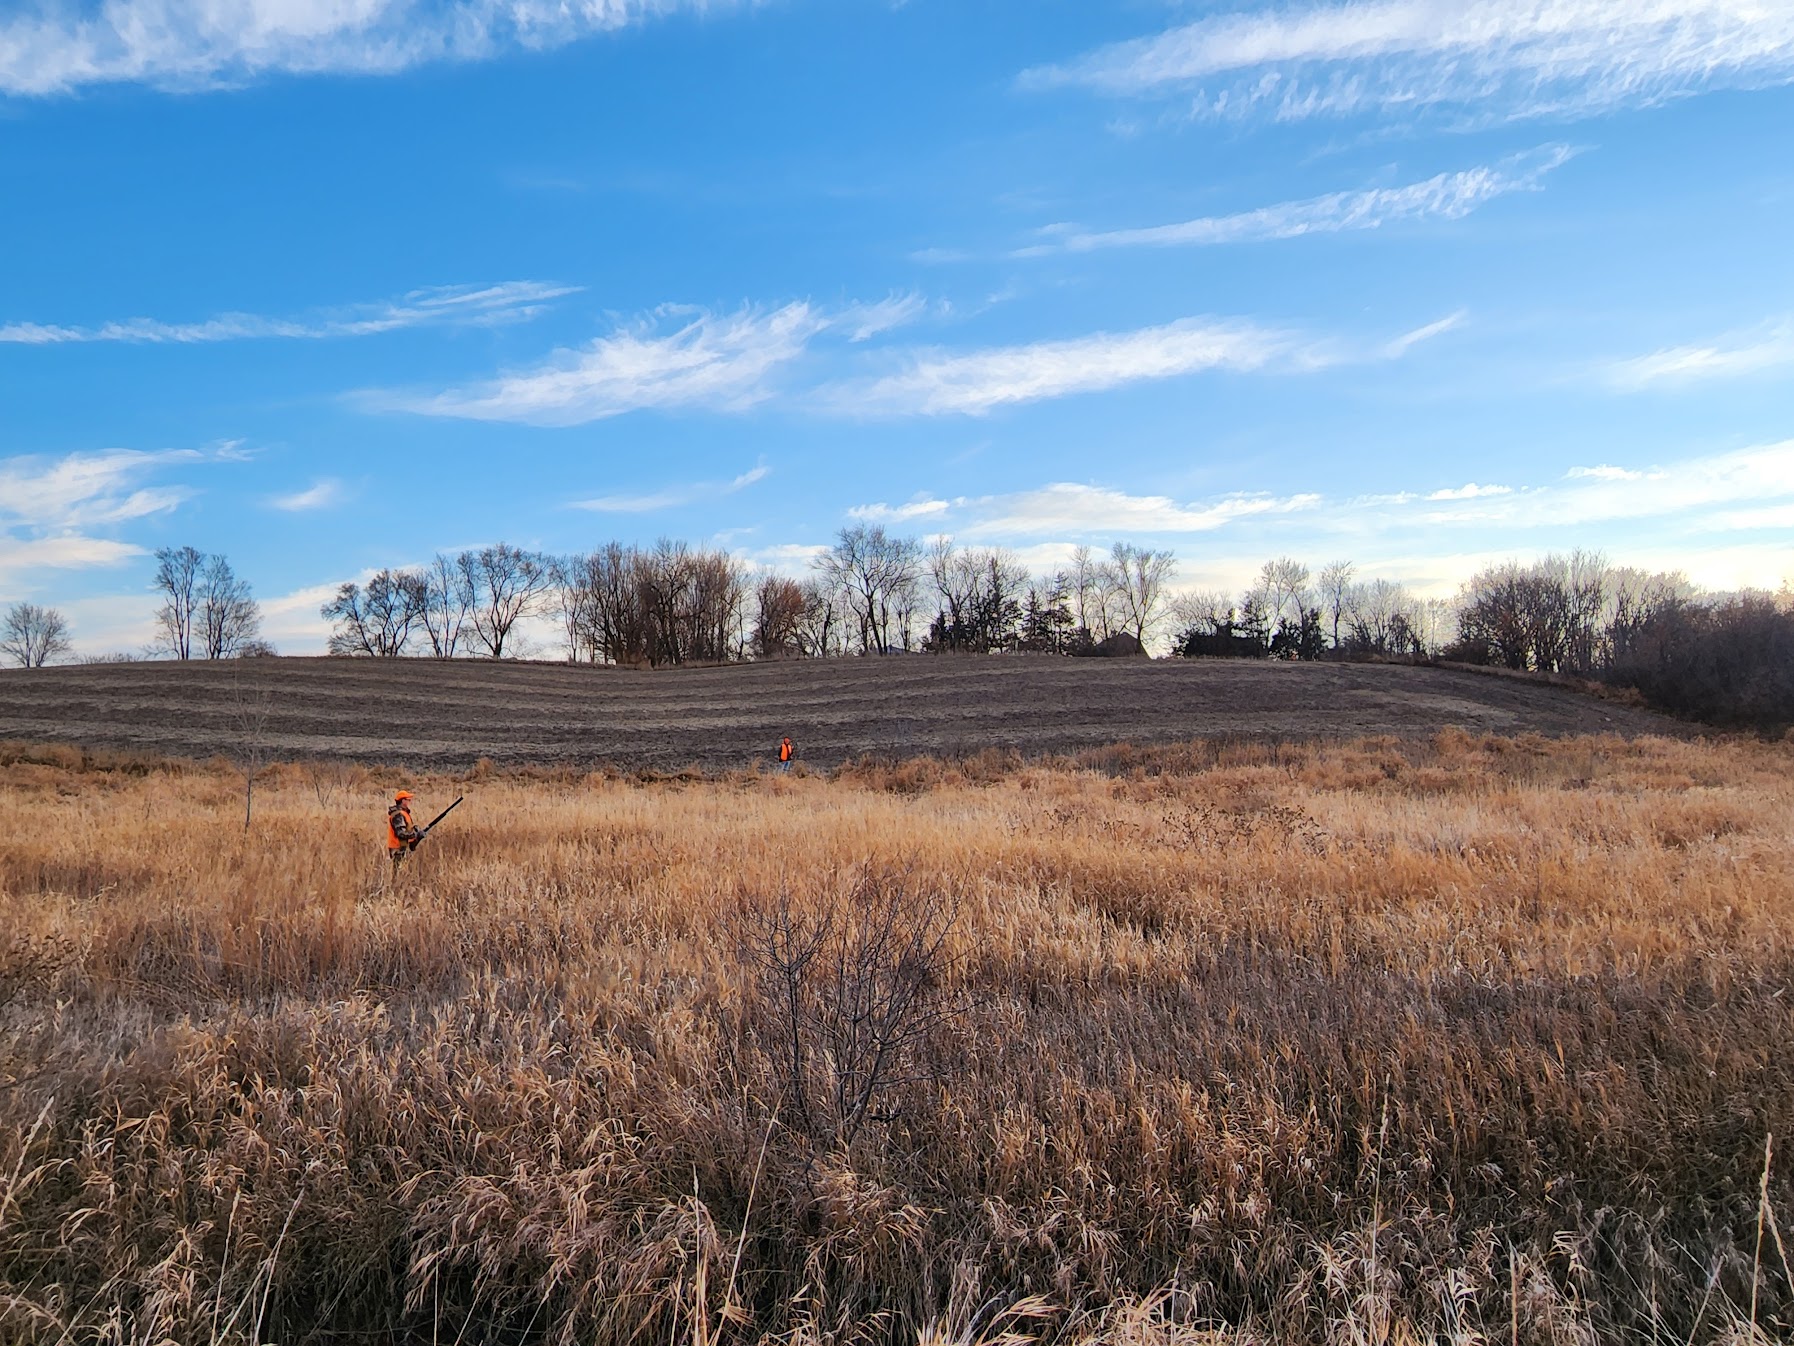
2,0,1792,654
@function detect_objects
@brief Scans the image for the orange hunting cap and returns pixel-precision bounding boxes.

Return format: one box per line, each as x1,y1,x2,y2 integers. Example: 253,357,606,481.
394,790,414,801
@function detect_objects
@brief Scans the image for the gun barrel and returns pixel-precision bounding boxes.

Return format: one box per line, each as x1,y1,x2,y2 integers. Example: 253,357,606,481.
420,796,465,836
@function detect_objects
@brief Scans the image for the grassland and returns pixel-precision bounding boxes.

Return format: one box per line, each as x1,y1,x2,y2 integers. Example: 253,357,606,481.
1,730,1791,1344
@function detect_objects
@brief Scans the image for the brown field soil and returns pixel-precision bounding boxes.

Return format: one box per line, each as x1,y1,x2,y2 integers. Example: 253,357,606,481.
0,654,1682,770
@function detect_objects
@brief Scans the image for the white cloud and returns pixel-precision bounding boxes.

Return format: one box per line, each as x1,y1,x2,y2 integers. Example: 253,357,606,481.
573,461,770,513
0,0,745,97
737,541,830,576
827,318,1311,417
847,496,953,524
256,577,346,651
0,281,575,346
1381,311,1467,358
391,299,1459,425
270,478,347,512
0,536,146,600
1024,0,1794,125
834,444,1794,580
841,293,930,342
1426,482,1510,500
0,447,203,529
0,444,246,603
384,302,831,426
1605,318,1794,389
1028,146,1573,255
858,482,1325,538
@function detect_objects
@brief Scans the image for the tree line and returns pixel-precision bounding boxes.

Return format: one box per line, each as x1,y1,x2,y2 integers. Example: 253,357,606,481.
318,529,1180,665
1171,551,1793,730
5,534,1789,730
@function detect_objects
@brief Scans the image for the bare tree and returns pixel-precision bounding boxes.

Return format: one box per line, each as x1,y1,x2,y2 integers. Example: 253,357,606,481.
926,540,1028,652
227,664,276,830
816,525,922,655
1454,553,1610,673
689,546,749,663
1346,578,1419,655
322,569,426,657
548,554,597,663
1,602,72,668
754,574,807,659
1170,589,1234,635
152,545,204,659
587,543,651,666
196,554,262,659
1562,550,1610,674
1107,542,1177,646
1069,545,1112,646
419,553,474,658
460,543,552,659
1317,560,1356,651
1257,556,1312,631
796,578,848,658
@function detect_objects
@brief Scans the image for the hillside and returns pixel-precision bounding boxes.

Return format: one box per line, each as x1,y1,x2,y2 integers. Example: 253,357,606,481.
0,655,1684,770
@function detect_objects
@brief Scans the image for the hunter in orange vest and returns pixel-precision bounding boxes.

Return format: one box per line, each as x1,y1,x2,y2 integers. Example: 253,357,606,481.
387,790,423,875
778,736,794,772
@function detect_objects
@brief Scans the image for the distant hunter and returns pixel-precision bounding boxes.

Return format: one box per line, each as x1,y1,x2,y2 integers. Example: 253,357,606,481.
386,790,423,877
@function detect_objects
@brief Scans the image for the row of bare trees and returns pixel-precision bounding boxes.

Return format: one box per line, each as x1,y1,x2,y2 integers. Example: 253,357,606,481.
1173,557,1454,661
1166,551,1793,728
554,541,749,667
1450,553,1794,728
1171,552,1715,666
809,526,1178,657
316,529,1182,665
323,544,554,660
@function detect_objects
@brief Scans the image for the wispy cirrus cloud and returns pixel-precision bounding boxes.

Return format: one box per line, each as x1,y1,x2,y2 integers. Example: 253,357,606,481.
387,299,1454,425
381,303,834,426
0,281,576,346
574,462,769,513
1605,318,1794,389
269,478,348,512
848,496,953,524
1023,0,1794,125
826,319,1307,417
1023,146,1574,255
377,296,938,426
822,312,1457,418
0,0,748,97
962,483,1325,537
0,446,206,529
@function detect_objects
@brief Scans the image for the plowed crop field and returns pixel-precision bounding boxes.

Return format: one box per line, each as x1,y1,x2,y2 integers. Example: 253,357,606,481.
0,655,1682,770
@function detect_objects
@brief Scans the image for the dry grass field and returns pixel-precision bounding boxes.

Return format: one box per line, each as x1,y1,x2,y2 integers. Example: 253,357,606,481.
2,729,1792,1344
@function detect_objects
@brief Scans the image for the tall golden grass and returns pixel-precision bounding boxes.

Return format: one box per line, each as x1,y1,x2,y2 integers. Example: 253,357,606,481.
1,730,1792,1344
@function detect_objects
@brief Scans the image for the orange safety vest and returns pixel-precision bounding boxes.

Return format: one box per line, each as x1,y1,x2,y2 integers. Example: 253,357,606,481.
779,739,792,762
387,803,415,851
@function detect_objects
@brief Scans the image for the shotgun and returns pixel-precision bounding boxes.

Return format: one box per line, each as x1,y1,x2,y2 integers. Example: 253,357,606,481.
409,796,464,849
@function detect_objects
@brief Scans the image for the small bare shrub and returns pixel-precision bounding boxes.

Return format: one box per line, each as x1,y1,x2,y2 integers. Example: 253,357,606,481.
736,871,962,1152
